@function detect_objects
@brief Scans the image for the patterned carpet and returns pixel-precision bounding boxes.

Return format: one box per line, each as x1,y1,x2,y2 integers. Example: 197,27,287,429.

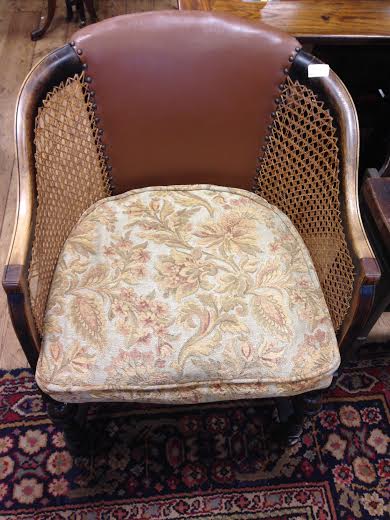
0,354,389,519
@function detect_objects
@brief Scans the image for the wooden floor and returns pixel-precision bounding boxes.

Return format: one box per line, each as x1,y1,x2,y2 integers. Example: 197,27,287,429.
0,0,388,370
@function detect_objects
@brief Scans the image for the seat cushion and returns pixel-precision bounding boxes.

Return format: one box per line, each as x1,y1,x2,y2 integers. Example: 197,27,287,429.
36,185,340,404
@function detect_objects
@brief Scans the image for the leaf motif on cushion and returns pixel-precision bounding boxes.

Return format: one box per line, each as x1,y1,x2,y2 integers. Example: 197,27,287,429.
256,261,291,289
66,221,98,256
44,316,63,335
221,297,248,316
66,342,96,374
176,331,222,372
219,315,249,334
195,209,260,256
252,294,292,341
80,264,110,288
178,301,212,332
49,342,62,362
259,340,285,368
173,191,215,216
70,296,105,346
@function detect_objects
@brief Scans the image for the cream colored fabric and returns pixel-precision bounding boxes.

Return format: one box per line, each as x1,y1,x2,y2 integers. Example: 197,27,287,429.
36,185,340,404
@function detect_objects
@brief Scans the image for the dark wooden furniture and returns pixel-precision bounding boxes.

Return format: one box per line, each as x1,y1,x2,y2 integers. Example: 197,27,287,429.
361,177,390,340
179,0,390,42
31,0,98,41
3,11,380,452
179,1,390,179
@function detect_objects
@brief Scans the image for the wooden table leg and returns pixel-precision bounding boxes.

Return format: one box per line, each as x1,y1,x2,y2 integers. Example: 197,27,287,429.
65,0,73,21
76,0,87,27
31,0,57,41
85,0,98,23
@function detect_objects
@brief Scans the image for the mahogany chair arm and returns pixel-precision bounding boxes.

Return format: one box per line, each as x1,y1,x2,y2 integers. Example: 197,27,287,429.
2,45,82,370
322,68,381,348
329,70,381,348
290,51,381,350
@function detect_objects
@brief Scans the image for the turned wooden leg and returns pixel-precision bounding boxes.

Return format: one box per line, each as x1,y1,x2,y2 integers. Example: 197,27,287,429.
274,390,323,447
65,0,74,21
46,400,89,455
31,0,57,41
84,0,98,22
76,0,87,27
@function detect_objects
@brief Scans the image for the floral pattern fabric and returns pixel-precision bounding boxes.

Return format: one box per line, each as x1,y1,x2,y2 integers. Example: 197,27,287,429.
36,185,339,403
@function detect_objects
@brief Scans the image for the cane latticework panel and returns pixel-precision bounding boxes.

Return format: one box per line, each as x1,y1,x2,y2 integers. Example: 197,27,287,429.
30,73,111,335
255,76,354,332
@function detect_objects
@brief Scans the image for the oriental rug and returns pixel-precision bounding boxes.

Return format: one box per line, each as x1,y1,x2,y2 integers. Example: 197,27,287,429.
0,354,389,519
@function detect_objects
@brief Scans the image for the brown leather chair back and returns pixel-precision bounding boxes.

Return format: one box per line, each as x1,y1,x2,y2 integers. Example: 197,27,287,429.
72,11,299,193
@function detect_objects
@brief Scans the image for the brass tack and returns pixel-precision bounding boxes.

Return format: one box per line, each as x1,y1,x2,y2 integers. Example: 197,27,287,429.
107,165,112,171
261,145,266,150
104,155,109,160
265,136,269,141
92,103,97,109
295,46,301,52
89,90,95,96
98,129,104,135
77,48,83,55
70,41,75,46
289,55,294,62
82,63,88,70
95,117,100,123
271,111,276,117
275,98,280,104
85,76,92,83
284,67,289,74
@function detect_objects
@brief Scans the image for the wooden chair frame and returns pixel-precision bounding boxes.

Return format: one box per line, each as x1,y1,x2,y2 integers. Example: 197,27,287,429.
2,44,380,452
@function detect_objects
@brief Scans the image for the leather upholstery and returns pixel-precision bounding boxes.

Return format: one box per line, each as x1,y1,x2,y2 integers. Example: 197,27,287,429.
71,11,300,194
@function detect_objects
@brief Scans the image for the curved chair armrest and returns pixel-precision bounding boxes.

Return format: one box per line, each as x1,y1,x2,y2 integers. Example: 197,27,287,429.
2,56,45,368
321,66,381,348
2,45,82,370
337,258,381,350
2,149,37,366
290,52,381,349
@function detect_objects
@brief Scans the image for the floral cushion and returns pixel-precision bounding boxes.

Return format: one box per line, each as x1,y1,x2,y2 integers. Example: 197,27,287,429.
36,185,340,404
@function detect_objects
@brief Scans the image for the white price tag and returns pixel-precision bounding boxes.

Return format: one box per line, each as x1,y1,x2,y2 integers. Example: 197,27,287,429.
308,64,330,78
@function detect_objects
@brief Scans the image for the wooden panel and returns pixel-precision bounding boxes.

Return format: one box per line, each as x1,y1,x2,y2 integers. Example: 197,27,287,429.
179,0,390,41
363,178,390,246
367,312,390,344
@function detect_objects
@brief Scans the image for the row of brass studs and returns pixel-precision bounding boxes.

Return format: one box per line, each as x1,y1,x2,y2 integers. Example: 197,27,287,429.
252,46,301,191
70,41,114,189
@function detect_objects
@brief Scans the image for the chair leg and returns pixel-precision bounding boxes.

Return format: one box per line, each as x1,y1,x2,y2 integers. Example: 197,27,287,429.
275,390,323,447
65,0,74,21
84,0,98,22
31,0,57,40
76,0,87,27
46,400,89,455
